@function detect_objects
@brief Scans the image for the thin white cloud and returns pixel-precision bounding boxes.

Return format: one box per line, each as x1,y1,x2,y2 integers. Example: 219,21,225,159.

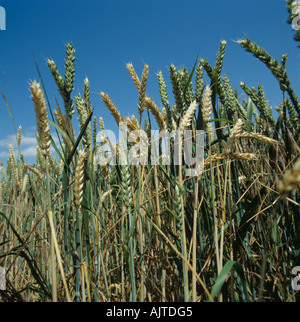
21,146,38,158
0,132,37,162
0,130,64,164
0,151,9,158
19,136,37,146
0,133,36,147
0,134,17,147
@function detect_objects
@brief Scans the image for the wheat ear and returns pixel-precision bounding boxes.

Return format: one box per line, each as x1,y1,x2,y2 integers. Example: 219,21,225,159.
7,144,16,184
126,62,141,91
237,132,278,145
178,100,198,135
145,97,166,131
100,92,124,125
226,119,244,153
24,164,43,181
277,158,300,195
203,152,257,168
74,150,86,211
121,164,133,209
138,64,149,118
202,86,213,125
30,80,51,158
17,125,22,148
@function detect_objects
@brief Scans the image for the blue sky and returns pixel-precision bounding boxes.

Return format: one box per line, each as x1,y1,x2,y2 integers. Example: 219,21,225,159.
0,0,299,163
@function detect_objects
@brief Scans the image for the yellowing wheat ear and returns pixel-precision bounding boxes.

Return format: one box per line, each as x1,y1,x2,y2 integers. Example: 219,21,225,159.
277,158,300,195
24,163,43,181
145,97,166,131
226,119,244,153
238,132,278,145
126,62,141,91
74,150,86,211
17,125,22,148
30,80,51,158
179,100,198,135
202,86,213,125
138,64,149,119
100,91,124,125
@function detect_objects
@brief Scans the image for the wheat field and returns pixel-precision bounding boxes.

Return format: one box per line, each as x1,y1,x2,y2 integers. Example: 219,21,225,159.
0,3,300,303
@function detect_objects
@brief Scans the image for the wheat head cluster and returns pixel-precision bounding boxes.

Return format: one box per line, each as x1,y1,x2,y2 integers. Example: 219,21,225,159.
0,16,300,302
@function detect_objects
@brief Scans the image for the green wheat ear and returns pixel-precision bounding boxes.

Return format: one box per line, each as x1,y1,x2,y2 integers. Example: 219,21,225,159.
17,125,22,149
180,66,194,107
47,59,67,101
64,42,76,95
222,75,247,120
121,164,133,209
195,63,205,130
195,63,204,104
215,40,226,80
240,82,275,129
157,71,172,132
75,93,92,150
47,41,76,119
169,63,184,114
92,116,97,151
238,38,300,116
157,71,170,110
200,41,228,141
213,40,227,106
84,77,91,113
